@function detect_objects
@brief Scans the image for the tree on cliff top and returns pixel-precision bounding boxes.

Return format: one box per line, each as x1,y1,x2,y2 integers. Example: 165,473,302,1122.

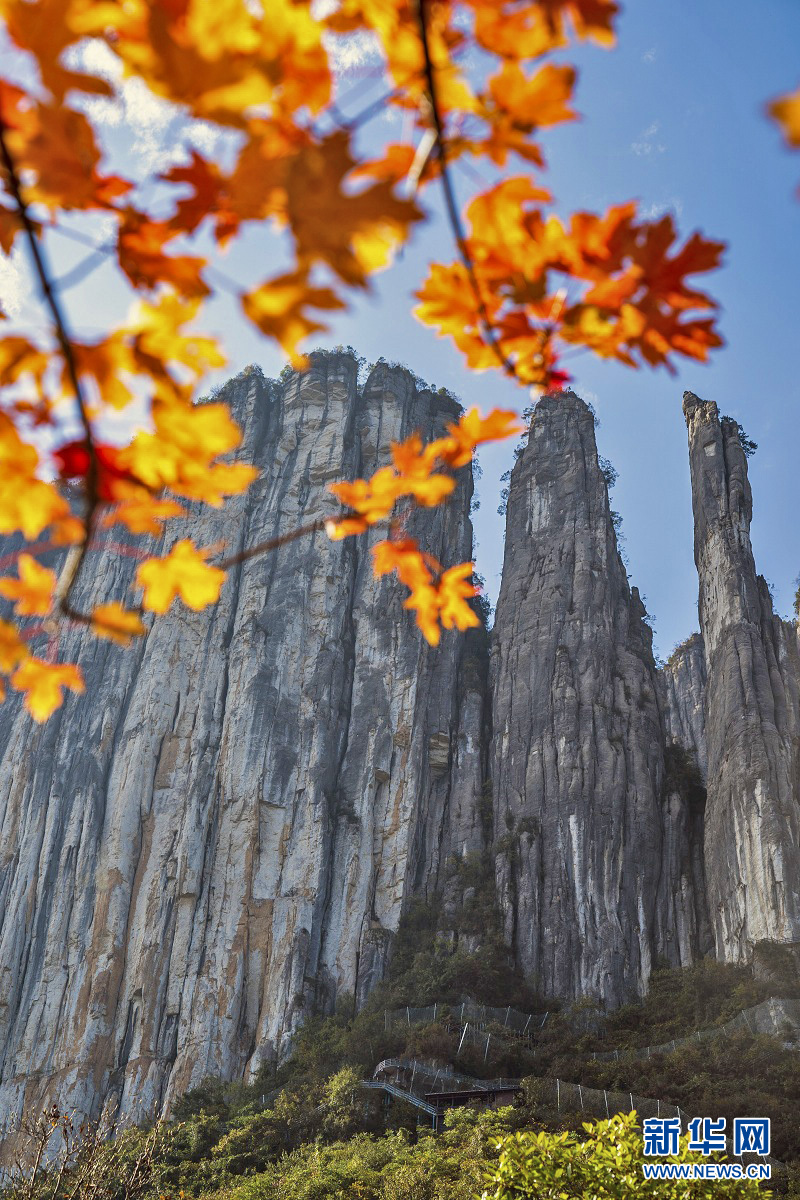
0,0,796,719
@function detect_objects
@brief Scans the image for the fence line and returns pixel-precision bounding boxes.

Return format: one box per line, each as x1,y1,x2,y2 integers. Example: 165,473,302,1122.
369,1056,783,1169
590,996,800,1062
385,995,800,1060
385,999,549,1040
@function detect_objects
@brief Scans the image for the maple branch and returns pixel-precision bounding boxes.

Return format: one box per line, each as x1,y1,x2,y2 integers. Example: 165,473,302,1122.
415,0,518,383
216,518,328,569
0,120,100,625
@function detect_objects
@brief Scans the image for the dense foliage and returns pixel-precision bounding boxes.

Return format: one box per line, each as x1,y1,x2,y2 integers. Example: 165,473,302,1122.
1,0,795,716
5,927,798,1198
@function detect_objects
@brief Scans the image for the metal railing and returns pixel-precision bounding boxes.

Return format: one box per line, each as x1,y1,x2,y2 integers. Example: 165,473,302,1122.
590,996,800,1061
365,1056,783,1168
385,999,550,1039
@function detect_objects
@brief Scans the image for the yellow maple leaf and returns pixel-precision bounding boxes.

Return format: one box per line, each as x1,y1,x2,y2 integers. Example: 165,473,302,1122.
123,402,257,506
71,0,331,123
103,482,185,535
0,553,57,616
11,657,84,722
91,602,147,645
329,466,406,525
0,416,69,538
136,540,226,614
438,563,480,632
0,618,28,672
414,262,501,369
404,580,442,645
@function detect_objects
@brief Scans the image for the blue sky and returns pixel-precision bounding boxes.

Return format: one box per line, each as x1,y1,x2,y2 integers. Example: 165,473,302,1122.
1,1,799,658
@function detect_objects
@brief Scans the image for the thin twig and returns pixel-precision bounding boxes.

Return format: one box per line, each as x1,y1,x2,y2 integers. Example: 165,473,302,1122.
0,119,99,624
217,518,327,570
416,0,518,382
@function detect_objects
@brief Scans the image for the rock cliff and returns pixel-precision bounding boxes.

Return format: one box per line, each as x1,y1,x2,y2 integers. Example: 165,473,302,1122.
3,361,797,1131
683,391,800,961
489,392,708,1007
662,632,708,780
0,355,483,1128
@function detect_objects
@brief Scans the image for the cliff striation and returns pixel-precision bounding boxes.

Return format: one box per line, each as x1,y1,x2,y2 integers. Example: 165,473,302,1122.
2,360,797,1132
489,392,708,1007
662,632,708,781
684,391,800,961
0,355,483,1128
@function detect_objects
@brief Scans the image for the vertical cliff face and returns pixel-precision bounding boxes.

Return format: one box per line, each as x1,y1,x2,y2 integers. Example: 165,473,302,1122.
662,633,708,780
0,354,483,1127
684,391,800,961
489,392,708,1007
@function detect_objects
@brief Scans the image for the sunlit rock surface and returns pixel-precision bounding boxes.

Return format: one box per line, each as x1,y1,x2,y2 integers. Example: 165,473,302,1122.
0,356,483,1127
489,392,708,1008
684,391,800,961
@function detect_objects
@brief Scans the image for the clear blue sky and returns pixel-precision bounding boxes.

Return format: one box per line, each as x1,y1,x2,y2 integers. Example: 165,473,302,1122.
2,1,799,658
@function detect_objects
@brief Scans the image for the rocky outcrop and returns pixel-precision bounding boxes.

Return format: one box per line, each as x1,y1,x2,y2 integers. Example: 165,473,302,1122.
684,391,800,961
662,632,708,780
489,391,708,1007
0,354,484,1128
13,364,797,1131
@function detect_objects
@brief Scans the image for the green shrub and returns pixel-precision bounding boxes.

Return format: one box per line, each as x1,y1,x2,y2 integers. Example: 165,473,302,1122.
482,1111,766,1200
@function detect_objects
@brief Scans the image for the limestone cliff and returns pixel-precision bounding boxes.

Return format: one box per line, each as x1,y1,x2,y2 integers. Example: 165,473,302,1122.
489,392,708,1007
0,354,483,1127
662,633,708,780
683,391,800,961
9,364,796,1132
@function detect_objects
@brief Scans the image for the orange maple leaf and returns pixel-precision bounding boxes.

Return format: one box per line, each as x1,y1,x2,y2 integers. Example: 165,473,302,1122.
1,0,116,101
136,540,227,614
11,658,84,722
0,554,57,616
769,85,800,148
470,0,618,60
286,132,424,288
118,211,209,298
242,270,346,364
0,618,28,673
372,537,434,592
442,409,524,467
474,63,577,165
3,99,131,212
91,602,147,646
161,151,240,244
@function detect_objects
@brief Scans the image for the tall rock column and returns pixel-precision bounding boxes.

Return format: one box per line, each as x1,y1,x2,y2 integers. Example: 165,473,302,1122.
684,391,800,959
490,391,706,1007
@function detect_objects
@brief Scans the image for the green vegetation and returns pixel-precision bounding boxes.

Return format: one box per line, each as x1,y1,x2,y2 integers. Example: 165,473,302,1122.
484,1111,764,1200
4,935,798,1198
